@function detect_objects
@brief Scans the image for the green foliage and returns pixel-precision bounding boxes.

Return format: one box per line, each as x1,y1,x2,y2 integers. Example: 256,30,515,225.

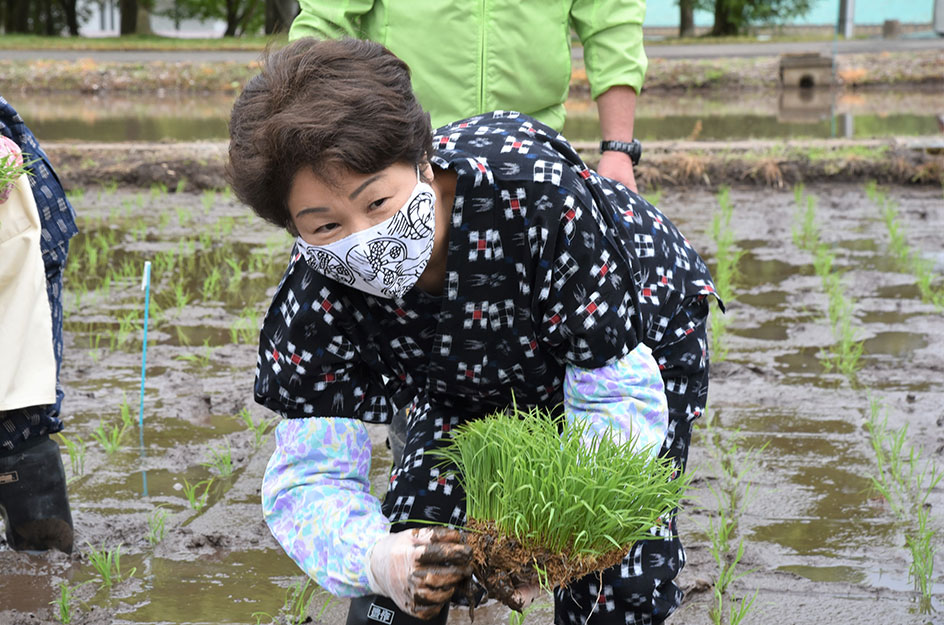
181,477,214,511
699,408,764,625
239,407,273,448
0,149,30,196
709,186,743,362
793,186,864,382
86,542,134,588
695,0,817,36
865,398,941,605
155,0,265,37
146,507,168,546
868,181,944,310
91,419,128,455
57,433,86,479
431,406,689,557
202,441,234,477
253,578,330,625
49,581,82,624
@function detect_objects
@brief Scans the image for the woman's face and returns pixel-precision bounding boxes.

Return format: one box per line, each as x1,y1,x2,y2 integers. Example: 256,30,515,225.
288,161,430,245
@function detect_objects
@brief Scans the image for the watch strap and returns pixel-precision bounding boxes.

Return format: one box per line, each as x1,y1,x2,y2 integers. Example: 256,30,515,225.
600,139,642,166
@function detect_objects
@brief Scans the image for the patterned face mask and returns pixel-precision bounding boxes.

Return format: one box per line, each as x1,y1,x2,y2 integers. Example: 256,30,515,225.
295,168,437,299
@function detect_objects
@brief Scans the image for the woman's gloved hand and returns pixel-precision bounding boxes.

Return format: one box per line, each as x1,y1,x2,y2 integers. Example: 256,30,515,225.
366,527,473,619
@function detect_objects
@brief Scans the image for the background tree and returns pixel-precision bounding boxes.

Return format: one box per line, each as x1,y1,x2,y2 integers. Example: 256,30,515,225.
1,0,87,35
687,0,818,36
264,0,296,35
679,0,696,37
157,0,264,36
119,0,137,33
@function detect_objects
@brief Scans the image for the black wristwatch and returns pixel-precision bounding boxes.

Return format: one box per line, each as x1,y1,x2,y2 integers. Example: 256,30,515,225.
600,139,642,166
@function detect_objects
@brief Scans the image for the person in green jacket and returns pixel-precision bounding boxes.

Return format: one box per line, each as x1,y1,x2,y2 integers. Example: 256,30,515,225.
289,0,646,192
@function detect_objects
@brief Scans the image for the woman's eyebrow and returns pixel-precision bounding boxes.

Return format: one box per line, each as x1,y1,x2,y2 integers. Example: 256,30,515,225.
295,205,329,218
349,173,384,199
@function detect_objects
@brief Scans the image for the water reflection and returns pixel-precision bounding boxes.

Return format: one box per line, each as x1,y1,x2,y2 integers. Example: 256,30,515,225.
13,89,942,143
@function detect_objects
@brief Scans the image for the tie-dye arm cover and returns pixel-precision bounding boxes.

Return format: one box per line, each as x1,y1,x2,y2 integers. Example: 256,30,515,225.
261,416,388,596
564,343,669,457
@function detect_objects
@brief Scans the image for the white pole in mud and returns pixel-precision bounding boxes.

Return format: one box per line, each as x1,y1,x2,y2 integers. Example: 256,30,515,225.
139,261,151,497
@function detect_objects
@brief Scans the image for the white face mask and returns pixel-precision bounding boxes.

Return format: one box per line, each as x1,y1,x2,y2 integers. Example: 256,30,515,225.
296,168,437,299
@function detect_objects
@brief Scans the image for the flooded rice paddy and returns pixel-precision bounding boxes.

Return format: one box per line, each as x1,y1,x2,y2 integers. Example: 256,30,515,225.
15,88,944,143
0,181,942,624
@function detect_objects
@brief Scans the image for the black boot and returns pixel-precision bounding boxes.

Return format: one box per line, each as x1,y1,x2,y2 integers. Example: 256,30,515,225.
0,435,74,554
346,594,448,625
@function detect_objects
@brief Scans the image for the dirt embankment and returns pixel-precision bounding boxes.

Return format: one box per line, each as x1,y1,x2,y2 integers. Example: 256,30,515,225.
44,138,944,192
1,50,941,96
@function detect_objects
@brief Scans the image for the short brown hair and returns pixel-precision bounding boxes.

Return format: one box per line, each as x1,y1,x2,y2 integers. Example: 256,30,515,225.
226,38,433,231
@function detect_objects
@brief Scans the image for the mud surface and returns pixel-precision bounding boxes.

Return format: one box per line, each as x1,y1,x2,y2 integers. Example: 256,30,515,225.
1,182,942,624
39,139,944,194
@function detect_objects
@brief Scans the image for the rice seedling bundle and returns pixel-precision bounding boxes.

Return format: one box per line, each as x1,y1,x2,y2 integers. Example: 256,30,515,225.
432,406,689,609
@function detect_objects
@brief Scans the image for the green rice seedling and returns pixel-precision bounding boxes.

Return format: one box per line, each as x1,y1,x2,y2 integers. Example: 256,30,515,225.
173,282,190,311
432,406,688,559
253,578,332,625
203,266,222,300
216,215,236,237
174,204,192,226
231,306,260,344
507,600,547,625
201,189,216,213
202,441,234,477
91,419,127,455
175,178,187,194
181,477,214,511
57,433,86,479
708,187,743,362
86,542,134,588
146,506,168,546
49,581,81,624
643,188,662,207
97,180,119,201
865,397,942,603
175,339,214,368
65,187,85,204
157,210,171,232
149,182,168,199
791,187,818,252
239,407,272,448
225,257,244,290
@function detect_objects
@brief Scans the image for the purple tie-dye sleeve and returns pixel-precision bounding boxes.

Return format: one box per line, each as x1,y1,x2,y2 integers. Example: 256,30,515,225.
564,343,668,458
261,417,390,596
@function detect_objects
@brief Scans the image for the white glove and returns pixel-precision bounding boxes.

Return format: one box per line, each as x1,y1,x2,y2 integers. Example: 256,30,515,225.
366,527,473,619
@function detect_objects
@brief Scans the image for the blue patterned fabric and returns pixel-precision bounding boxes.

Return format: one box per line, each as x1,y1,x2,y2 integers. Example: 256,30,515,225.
0,95,76,452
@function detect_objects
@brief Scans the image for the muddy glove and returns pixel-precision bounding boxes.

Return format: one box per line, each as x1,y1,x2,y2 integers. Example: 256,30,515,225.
366,527,473,619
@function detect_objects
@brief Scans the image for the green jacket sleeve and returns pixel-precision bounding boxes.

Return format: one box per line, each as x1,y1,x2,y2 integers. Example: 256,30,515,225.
570,0,648,99
289,0,377,41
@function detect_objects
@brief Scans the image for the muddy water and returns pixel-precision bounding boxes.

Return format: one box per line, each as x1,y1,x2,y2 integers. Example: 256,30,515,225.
1,183,942,624
14,89,944,143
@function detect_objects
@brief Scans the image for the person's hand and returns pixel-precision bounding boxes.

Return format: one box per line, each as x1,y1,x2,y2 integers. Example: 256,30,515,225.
596,150,638,192
367,527,473,619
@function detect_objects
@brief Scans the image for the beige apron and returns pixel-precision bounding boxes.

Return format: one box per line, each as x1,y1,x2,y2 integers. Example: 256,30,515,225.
0,172,57,411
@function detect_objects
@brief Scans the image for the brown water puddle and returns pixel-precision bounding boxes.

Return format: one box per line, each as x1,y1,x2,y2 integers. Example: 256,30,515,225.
2,183,943,624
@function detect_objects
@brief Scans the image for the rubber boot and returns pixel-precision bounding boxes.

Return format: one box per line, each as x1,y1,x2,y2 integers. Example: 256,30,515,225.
0,435,74,554
346,594,448,625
